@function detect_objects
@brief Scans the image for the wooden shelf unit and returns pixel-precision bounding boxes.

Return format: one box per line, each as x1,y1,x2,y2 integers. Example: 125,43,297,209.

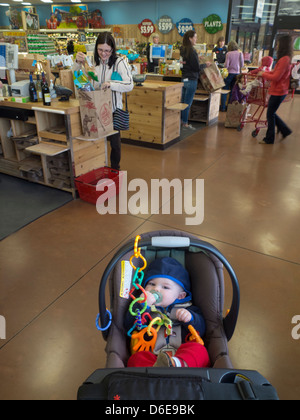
0,99,108,196
189,87,221,126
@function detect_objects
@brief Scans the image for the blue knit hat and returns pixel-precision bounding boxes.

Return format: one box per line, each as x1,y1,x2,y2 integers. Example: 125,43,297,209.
143,257,191,304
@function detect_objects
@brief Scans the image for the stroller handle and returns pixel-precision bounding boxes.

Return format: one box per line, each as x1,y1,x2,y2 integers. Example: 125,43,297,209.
98,236,240,342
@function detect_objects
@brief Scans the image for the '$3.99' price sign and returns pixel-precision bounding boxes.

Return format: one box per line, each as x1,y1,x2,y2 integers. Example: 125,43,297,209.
138,19,155,37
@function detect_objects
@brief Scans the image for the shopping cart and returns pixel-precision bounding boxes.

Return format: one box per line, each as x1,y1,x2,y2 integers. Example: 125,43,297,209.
237,74,269,137
237,74,293,137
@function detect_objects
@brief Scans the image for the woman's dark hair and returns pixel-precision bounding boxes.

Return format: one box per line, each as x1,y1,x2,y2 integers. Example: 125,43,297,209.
181,30,196,58
94,31,117,68
276,35,293,62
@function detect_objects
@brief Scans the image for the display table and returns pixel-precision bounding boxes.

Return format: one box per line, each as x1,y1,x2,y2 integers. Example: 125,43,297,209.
0,99,108,197
140,76,221,127
189,88,221,126
121,80,187,149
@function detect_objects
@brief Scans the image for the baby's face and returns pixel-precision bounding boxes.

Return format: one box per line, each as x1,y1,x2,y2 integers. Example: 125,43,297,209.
145,277,186,307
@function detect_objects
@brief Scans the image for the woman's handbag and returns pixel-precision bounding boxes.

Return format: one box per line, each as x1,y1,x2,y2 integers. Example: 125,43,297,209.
113,93,130,131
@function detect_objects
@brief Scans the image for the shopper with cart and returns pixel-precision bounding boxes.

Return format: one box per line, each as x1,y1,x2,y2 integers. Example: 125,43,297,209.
257,35,293,144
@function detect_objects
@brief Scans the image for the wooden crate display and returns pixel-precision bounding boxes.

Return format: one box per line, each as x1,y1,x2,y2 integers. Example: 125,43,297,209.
123,81,184,146
126,87,163,143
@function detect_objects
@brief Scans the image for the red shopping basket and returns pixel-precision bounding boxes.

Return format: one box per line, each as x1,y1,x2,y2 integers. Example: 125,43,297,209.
75,167,122,205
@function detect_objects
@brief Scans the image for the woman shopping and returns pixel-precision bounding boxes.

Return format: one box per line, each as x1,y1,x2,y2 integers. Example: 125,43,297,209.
220,41,244,112
257,35,293,144
74,32,133,170
180,30,211,130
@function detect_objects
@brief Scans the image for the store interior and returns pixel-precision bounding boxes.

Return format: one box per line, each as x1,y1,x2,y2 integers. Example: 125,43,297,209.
0,0,300,401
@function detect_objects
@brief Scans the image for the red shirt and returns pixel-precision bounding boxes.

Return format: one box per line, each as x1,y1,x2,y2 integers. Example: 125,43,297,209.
262,56,292,96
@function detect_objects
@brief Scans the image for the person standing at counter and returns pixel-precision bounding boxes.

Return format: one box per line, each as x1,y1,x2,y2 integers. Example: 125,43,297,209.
220,41,244,112
74,32,133,170
146,33,160,73
213,36,227,67
180,30,211,130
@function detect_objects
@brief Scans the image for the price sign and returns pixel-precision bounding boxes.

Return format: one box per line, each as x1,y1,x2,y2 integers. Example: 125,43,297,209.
157,15,174,34
138,18,155,37
176,18,195,37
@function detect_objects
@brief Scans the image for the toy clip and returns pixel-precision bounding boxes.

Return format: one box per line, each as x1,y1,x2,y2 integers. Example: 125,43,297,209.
96,309,112,332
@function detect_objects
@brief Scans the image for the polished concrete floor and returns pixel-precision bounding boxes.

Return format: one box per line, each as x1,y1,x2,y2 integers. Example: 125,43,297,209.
1,96,300,400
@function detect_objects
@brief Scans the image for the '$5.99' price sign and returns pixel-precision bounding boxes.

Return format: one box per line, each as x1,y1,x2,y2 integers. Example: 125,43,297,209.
138,18,155,37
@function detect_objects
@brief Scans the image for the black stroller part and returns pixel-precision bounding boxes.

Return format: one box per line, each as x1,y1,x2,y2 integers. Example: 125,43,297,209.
77,367,279,400
98,235,240,341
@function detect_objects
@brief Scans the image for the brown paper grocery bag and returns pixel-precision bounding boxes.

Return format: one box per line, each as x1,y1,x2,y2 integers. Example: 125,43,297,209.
199,58,225,92
225,102,250,128
78,88,114,140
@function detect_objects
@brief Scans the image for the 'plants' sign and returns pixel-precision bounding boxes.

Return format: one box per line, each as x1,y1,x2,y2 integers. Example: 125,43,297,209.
203,14,223,34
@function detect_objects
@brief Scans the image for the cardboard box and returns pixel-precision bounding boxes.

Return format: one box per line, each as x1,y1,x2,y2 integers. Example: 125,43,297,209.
78,88,114,140
199,58,225,92
11,96,30,103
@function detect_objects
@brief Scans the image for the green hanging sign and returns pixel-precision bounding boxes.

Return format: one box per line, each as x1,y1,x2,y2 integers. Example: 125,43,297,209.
203,14,223,34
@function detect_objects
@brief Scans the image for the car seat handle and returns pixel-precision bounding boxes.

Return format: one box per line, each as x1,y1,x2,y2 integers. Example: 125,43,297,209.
151,236,190,248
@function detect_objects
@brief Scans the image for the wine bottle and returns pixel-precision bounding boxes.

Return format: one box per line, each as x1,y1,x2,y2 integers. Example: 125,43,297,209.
36,74,43,102
29,74,37,102
41,72,51,106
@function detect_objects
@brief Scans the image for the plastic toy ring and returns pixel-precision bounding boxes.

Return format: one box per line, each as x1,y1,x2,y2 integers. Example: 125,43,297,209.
129,297,147,316
147,316,162,336
96,309,112,331
129,253,147,272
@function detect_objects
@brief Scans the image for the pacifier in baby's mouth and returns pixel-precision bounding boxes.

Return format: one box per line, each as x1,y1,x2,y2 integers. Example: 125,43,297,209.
150,290,162,304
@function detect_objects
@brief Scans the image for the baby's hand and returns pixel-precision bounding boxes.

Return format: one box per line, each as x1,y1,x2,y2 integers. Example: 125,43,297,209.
141,291,156,307
176,308,192,323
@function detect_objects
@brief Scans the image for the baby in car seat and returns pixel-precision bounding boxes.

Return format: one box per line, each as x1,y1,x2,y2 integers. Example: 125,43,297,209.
124,257,211,368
